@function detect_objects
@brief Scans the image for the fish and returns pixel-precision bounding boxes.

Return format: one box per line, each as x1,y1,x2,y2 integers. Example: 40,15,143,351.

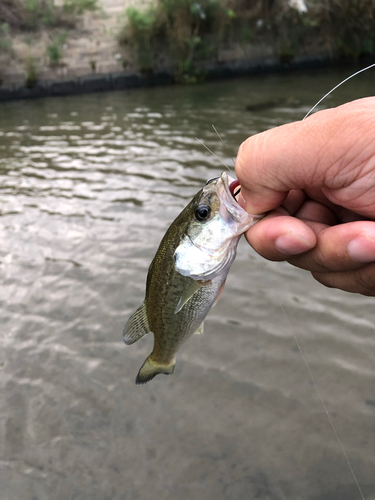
245,97,301,112
123,171,264,385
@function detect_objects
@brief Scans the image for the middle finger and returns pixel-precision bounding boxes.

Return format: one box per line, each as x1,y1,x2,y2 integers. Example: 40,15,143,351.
288,221,375,273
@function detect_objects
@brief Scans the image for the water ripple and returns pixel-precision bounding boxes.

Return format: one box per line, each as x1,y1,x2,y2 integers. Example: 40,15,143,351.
1,70,375,499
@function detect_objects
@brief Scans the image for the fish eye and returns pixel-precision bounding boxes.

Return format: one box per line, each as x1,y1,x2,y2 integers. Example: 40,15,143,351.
195,204,211,222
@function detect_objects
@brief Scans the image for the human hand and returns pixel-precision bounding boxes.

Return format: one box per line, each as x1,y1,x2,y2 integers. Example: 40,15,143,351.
235,97,375,296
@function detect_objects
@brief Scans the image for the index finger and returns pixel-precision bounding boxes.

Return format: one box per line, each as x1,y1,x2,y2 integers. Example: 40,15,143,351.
235,98,375,215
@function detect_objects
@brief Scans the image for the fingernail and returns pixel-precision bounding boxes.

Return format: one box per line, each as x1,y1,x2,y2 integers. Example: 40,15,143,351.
348,234,375,262
275,232,314,256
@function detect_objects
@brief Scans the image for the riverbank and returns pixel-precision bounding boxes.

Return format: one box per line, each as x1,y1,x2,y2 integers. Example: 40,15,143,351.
1,0,375,101
1,52,374,102
0,56,375,101
0,0,136,87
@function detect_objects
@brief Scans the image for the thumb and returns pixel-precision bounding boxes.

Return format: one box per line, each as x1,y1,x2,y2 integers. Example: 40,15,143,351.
234,98,375,215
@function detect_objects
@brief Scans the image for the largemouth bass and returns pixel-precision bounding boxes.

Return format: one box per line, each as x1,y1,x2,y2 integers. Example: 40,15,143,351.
123,172,263,384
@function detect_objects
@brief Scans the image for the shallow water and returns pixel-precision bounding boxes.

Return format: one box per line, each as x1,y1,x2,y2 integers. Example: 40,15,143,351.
0,68,374,500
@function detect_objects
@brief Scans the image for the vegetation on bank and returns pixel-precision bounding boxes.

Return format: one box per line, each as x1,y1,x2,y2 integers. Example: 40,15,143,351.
119,0,375,81
0,0,98,30
0,0,98,85
1,0,375,87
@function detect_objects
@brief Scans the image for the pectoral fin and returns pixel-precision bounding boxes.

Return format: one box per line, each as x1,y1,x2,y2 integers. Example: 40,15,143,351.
123,301,150,345
175,280,205,314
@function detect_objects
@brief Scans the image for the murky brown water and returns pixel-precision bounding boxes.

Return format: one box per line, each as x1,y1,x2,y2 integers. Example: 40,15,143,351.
0,68,374,500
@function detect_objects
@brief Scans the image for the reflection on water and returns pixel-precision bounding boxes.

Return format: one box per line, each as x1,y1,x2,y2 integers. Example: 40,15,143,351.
0,69,375,500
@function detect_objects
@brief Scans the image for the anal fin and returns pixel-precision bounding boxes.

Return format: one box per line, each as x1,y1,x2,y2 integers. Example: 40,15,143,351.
194,322,204,335
123,300,150,345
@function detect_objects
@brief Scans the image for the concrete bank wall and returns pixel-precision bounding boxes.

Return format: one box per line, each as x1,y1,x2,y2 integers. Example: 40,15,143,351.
0,54,372,102
0,71,174,102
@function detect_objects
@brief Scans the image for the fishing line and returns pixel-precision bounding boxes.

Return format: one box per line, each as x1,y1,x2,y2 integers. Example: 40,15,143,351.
256,257,365,500
303,62,375,120
209,62,374,498
195,137,232,172
211,125,236,167
280,302,365,500
240,64,375,494
293,63,375,498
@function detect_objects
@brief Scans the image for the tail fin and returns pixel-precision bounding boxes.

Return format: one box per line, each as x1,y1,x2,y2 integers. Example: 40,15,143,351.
136,356,175,385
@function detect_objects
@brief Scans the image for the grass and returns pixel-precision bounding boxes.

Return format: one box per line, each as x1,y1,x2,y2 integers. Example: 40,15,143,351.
46,31,68,67
119,0,375,80
25,55,38,87
0,0,99,31
0,0,100,84
120,0,235,78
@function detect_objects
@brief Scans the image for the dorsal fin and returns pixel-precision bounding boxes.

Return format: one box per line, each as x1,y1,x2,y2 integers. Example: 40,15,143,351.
123,301,150,345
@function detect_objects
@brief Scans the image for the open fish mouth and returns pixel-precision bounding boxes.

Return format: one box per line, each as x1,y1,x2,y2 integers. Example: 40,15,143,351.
218,171,264,226
229,178,241,198
220,171,241,201
205,174,241,200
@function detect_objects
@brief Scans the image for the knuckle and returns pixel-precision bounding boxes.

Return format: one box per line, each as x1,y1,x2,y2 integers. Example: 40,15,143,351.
312,266,375,296
352,266,375,295
307,246,332,272
311,271,336,289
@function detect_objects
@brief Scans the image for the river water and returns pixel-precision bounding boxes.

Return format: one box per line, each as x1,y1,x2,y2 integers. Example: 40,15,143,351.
0,68,374,500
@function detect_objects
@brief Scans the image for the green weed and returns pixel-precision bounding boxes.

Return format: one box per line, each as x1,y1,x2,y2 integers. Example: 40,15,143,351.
122,6,158,73
25,56,38,88
62,0,98,16
324,0,375,59
0,23,12,52
121,0,233,79
46,32,68,67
